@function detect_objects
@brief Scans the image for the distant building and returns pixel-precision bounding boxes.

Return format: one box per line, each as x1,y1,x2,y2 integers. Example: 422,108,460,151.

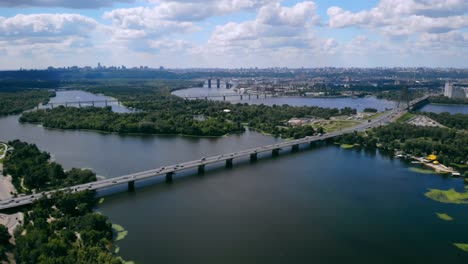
444,82,467,99
444,82,452,97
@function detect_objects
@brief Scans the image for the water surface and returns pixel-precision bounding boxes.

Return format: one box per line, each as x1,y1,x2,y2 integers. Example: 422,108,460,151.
1,90,467,263
172,87,396,112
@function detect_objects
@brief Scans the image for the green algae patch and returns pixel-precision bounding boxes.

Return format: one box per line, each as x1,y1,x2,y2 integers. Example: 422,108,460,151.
454,243,468,252
436,213,453,221
425,188,468,204
410,167,436,174
98,198,105,204
340,144,354,149
112,224,128,241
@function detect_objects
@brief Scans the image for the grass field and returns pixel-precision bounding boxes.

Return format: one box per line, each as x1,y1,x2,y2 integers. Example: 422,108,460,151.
313,120,361,133
397,112,415,123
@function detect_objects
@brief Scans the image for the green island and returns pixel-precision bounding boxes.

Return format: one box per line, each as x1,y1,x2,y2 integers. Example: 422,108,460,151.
0,141,128,263
425,187,468,204
435,213,453,221
19,82,357,139
0,89,54,116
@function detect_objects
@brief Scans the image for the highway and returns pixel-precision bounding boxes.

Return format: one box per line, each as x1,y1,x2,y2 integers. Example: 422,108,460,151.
0,95,428,210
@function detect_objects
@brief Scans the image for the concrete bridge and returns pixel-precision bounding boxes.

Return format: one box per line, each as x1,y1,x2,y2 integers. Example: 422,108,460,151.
183,93,271,101
40,99,121,109
0,107,400,211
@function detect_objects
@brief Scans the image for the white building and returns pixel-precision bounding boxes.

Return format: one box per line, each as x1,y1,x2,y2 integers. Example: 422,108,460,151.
444,82,467,99
444,82,452,97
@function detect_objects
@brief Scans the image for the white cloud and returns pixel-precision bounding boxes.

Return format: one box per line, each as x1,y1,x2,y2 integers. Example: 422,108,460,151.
0,14,98,40
0,0,135,9
327,0,468,37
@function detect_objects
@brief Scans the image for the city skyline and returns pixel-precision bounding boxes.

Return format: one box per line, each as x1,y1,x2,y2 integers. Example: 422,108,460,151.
0,0,467,69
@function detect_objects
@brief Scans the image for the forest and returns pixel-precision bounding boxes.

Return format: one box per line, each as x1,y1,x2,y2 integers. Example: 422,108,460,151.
0,90,54,116
2,140,96,193
336,123,467,165
14,191,122,263
1,141,122,263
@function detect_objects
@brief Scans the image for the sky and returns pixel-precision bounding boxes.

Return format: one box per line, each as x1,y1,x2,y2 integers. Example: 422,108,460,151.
0,0,466,69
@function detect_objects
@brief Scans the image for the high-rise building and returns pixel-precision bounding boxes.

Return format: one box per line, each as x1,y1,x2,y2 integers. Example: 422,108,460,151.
444,82,453,97
444,82,467,99
208,79,212,88
216,79,220,88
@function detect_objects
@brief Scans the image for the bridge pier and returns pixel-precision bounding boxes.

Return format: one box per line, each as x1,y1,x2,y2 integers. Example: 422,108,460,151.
166,172,174,183
257,94,259,99
198,164,205,175
272,148,280,157
226,158,233,168
50,103,54,109
223,96,226,101
105,100,108,106
250,153,258,162
248,94,251,100
92,101,95,107
292,144,299,152
78,102,81,108
128,180,135,192
240,95,243,100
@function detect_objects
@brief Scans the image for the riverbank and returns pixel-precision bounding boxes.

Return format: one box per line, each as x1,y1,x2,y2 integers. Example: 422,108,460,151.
411,156,459,175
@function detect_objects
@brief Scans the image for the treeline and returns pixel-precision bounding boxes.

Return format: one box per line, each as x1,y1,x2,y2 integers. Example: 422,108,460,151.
429,95,468,105
419,112,468,130
20,106,244,137
15,191,122,263
3,140,96,192
336,123,467,165
0,90,54,116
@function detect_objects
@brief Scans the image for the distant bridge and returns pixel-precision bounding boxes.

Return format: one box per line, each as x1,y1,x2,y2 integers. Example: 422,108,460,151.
182,93,272,101
41,93,273,108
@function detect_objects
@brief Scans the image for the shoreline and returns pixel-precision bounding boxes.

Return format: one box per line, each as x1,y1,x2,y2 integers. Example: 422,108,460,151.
20,121,244,139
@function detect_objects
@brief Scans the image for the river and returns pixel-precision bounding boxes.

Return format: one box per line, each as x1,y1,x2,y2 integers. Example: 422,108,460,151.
172,87,396,112
1,90,467,263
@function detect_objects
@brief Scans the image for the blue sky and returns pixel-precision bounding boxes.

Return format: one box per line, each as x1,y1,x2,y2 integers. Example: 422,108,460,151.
0,0,466,69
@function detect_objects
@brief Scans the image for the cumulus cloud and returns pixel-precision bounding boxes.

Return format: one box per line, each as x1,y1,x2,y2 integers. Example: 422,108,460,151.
0,0,135,9
207,1,320,50
327,0,468,36
0,14,98,40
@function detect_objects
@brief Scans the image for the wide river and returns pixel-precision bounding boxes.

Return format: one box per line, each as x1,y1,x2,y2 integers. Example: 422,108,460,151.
1,91,467,263
172,86,397,112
